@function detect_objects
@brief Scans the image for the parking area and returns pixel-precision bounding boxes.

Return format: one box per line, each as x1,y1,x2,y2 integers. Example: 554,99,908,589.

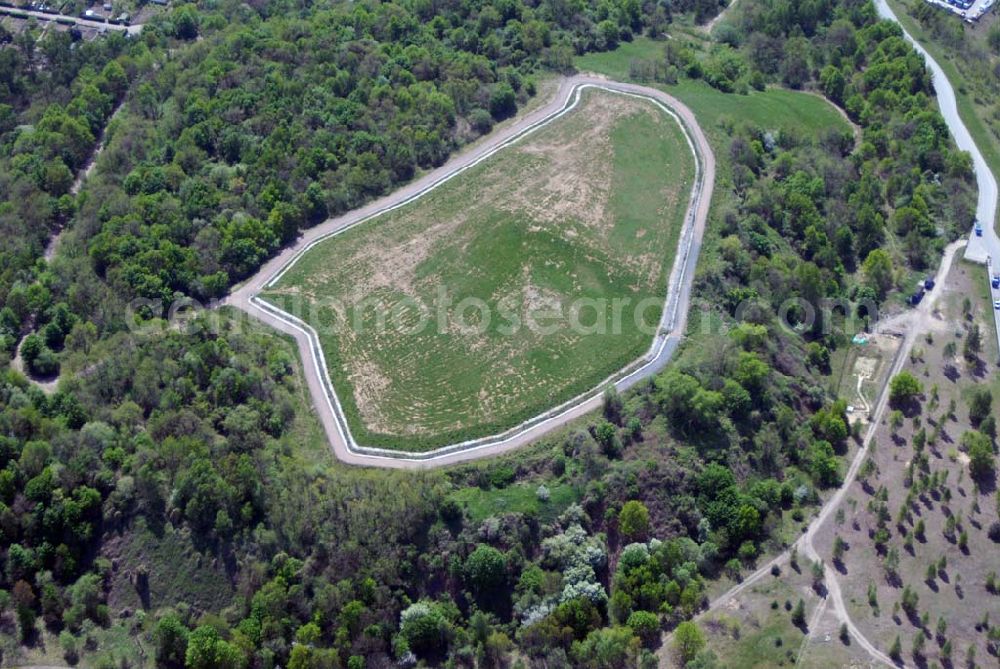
923,0,997,22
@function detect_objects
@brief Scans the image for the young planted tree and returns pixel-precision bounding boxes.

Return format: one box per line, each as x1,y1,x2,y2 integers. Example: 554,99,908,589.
889,372,922,408
936,616,947,643
965,431,996,483
791,599,806,627
889,409,904,432
964,323,982,361
969,387,993,426
889,635,902,661
901,585,919,618
832,535,847,564
811,560,825,591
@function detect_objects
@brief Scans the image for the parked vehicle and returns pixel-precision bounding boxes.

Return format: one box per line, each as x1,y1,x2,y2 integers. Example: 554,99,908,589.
975,220,983,236
992,275,999,289
924,277,935,290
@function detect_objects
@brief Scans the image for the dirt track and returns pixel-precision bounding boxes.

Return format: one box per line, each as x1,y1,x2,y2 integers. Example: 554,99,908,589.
696,239,967,669
225,75,717,469
701,0,740,32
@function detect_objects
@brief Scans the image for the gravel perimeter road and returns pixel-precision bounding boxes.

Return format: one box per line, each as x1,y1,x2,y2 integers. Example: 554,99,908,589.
224,75,717,469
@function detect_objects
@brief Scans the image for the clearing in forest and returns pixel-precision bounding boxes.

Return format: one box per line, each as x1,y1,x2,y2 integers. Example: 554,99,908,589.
263,88,695,450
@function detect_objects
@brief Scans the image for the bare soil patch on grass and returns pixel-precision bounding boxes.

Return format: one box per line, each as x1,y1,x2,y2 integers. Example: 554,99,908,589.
264,88,695,449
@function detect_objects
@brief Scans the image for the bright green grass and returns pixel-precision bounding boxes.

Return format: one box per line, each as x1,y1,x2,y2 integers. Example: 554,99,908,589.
448,481,580,524
264,89,695,451
576,37,851,142
702,579,812,668
575,37,669,80
887,0,1000,225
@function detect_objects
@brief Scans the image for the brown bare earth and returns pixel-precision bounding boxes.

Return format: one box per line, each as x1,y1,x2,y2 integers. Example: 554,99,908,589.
812,259,1000,669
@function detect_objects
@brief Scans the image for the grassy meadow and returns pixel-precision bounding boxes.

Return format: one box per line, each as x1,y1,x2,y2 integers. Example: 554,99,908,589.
575,37,852,141
264,88,695,450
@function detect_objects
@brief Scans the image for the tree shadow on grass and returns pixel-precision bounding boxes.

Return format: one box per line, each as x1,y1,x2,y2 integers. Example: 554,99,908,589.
943,364,961,383
892,396,923,419
975,473,997,496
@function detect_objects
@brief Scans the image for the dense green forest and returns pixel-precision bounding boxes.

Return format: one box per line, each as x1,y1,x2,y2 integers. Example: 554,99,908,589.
0,30,150,375
70,0,700,306
0,0,979,665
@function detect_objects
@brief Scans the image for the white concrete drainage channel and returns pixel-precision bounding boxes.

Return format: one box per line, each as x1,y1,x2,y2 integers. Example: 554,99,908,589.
241,79,714,463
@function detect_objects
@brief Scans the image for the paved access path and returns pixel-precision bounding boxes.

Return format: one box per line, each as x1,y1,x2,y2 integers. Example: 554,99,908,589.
873,0,1000,360
225,75,716,469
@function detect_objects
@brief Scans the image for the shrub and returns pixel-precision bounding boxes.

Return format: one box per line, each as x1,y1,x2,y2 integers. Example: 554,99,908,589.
469,109,493,134
965,431,996,482
618,501,650,542
400,601,451,658
489,83,516,120
488,466,515,489
465,545,506,590
59,630,78,664
672,621,705,664
626,610,660,646
970,388,993,426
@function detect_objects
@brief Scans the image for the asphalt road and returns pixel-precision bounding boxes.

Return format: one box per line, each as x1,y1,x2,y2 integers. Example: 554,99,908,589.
874,0,1000,360
688,8,1000,665
225,75,717,469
